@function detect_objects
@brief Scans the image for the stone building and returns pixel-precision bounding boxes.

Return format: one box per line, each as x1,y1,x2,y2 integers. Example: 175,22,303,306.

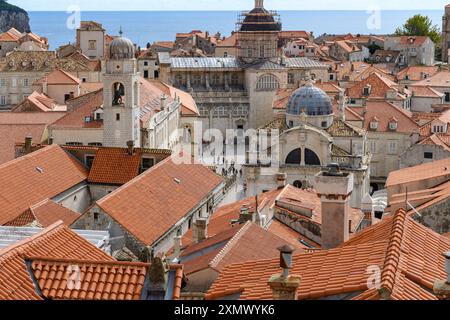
243,81,371,208
73,157,225,259
384,36,435,67
158,0,329,133
442,4,450,63
0,50,101,109
76,21,106,60
0,27,48,57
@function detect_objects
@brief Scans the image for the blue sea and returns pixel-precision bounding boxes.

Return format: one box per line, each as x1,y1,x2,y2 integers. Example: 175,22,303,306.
28,10,444,50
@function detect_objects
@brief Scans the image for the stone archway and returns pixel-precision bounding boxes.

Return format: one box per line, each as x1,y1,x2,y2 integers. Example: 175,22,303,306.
285,148,301,165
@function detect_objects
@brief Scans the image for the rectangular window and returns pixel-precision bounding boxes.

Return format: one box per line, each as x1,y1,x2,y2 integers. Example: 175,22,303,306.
85,155,95,169
144,61,148,66
88,40,97,50
11,78,17,87
424,152,433,159
388,141,397,155
0,96,6,105
288,73,294,84
370,141,377,154
445,92,450,102
116,113,120,121
141,157,155,172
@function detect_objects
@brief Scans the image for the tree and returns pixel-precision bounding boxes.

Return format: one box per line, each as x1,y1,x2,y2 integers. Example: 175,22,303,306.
395,14,441,44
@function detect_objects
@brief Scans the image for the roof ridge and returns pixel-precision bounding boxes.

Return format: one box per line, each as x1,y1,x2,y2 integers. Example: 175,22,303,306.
209,221,253,270
0,221,65,258
26,256,150,268
0,144,58,170
379,209,408,298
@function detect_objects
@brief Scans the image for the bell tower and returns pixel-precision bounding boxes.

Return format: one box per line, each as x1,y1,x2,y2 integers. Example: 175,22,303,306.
103,31,141,148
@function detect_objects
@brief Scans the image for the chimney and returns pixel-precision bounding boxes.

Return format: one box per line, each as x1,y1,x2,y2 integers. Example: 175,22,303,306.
268,245,301,300
313,165,354,249
193,218,208,243
48,136,54,145
126,140,134,155
276,173,287,189
24,135,32,154
173,236,182,259
433,251,450,300
239,205,253,224
361,193,375,228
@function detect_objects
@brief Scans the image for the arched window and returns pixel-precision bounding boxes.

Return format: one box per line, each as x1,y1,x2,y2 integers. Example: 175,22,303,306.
305,149,321,166
112,82,125,106
286,148,301,165
256,74,280,91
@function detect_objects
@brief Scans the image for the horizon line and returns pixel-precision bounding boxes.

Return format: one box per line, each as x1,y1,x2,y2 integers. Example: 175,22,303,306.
27,8,443,12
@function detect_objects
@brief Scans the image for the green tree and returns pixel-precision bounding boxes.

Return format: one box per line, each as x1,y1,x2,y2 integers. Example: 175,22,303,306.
395,14,441,44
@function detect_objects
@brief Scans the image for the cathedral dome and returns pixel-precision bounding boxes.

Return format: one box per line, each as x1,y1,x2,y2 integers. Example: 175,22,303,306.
286,83,333,116
109,36,135,60
239,0,282,32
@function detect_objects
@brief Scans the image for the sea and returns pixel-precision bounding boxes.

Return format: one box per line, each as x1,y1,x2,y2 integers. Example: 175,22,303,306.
28,10,444,50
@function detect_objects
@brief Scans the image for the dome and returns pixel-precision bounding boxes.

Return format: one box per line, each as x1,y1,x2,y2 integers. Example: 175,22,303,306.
286,83,333,116
109,36,135,60
239,3,281,32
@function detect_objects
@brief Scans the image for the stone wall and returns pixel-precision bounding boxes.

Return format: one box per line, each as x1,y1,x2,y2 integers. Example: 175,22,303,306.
416,198,450,234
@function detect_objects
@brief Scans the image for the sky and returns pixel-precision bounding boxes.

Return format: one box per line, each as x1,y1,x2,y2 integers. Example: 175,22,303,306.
9,0,450,11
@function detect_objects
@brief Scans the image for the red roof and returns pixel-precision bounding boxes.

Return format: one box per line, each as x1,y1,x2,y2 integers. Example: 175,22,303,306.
29,257,149,300
0,112,66,164
181,222,304,275
97,157,223,246
0,222,113,300
0,145,88,226
4,199,80,227
363,101,419,133
206,210,450,300
88,148,142,185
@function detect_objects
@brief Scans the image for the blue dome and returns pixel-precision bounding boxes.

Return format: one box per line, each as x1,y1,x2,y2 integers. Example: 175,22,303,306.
286,84,333,116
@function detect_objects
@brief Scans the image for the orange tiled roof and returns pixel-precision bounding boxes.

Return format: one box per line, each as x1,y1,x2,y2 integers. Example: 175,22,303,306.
363,101,419,133
34,69,81,85
0,222,113,300
182,188,284,246
0,145,88,226
88,148,142,185
410,86,444,98
206,210,450,300
386,157,450,187
28,257,149,300
5,199,80,227
50,89,103,129
11,91,63,113
181,222,304,275
347,72,402,99
397,66,439,82
97,157,224,246
414,71,450,87
0,112,65,164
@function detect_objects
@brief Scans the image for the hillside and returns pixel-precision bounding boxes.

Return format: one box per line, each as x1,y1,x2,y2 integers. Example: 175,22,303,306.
0,1,30,33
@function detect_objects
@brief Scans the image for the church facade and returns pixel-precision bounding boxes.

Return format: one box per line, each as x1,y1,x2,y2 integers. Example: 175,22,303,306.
243,80,371,208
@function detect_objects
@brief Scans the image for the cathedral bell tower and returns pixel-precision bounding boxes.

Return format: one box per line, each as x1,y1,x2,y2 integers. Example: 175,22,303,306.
103,30,141,148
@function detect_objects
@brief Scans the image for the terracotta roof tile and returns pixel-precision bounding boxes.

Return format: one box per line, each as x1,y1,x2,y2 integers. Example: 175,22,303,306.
5,199,80,227
397,66,439,82
0,222,113,300
206,210,450,300
182,222,304,275
97,157,223,246
414,71,450,87
88,148,142,185
0,145,88,225
0,112,65,164
29,258,149,300
363,100,419,133
347,73,402,100
386,157,450,187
